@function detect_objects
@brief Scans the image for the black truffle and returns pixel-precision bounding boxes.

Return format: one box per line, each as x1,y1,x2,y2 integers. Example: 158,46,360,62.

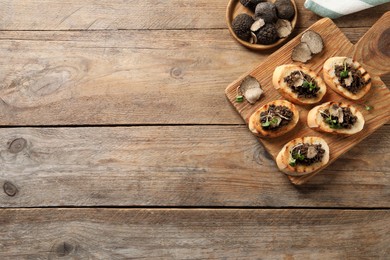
240,0,266,12
255,2,277,23
275,0,295,20
232,13,255,41
256,23,279,45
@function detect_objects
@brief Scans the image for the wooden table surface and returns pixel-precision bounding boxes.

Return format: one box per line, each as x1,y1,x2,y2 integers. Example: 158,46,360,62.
0,1,389,259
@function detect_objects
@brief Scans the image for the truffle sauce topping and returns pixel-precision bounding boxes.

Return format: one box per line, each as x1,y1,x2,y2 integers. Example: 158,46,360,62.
334,62,370,94
289,143,325,167
319,103,357,129
284,70,320,98
260,104,293,130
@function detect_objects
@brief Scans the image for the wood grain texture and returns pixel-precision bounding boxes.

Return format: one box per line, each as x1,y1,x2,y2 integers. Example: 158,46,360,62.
0,208,389,259
0,0,388,30
354,12,390,77
225,18,390,185
0,126,388,207
0,29,254,125
0,28,388,126
0,1,389,258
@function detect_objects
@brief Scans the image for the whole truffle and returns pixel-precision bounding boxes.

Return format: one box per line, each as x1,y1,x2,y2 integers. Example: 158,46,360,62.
256,23,279,45
255,2,277,23
240,0,266,12
275,0,295,20
232,13,255,41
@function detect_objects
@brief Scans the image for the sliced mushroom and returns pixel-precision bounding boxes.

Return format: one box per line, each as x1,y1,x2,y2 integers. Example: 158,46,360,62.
338,109,344,123
251,19,265,32
293,77,304,87
276,113,290,120
275,19,292,38
291,43,312,63
301,30,324,54
329,104,344,123
319,109,329,118
249,32,258,44
329,104,340,117
306,146,318,159
291,30,324,63
239,76,263,104
245,88,263,104
344,71,353,87
290,72,304,87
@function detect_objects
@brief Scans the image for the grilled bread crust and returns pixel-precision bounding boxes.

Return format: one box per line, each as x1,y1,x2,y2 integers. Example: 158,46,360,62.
323,57,371,100
272,64,327,105
307,101,364,135
248,100,299,138
276,136,330,176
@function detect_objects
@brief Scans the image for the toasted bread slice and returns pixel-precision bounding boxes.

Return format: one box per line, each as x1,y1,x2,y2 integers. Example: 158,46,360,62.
248,100,299,138
323,57,371,100
272,64,327,105
276,136,330,176
308,101,364,135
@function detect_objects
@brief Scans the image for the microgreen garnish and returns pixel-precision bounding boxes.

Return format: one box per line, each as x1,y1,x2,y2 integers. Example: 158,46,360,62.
261,117,279,127
289,152,305,166
236,95,244,102
236,86,244,103
294,153,305,161
270,117,279,125
364,104,373,111
302,80,317,91
299,70,317,92
309,84,317,91
340,61,349,79
262,120,270,127
325,116,342,129
289,159,296,166
355,102,374,112
302,81,309,88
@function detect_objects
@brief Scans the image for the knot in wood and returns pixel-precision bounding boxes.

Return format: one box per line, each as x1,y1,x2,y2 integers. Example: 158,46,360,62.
253,145,273,166
3,181,18,197
8,138,27,153
378,28,390,57
170,67,183,79
55,241,75,257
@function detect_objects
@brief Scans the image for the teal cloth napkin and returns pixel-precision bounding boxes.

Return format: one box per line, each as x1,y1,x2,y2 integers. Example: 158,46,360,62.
304,0,390,19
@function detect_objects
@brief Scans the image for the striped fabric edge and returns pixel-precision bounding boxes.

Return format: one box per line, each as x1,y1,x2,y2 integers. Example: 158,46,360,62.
305,0,390,19
359,0,390,4
304,0,343,19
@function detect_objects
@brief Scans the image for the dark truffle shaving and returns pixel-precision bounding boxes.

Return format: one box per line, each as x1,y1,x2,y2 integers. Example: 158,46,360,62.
284,71,320,98
290,143,325,166
334,64,371,94
320,106,357,129
260,104,293,130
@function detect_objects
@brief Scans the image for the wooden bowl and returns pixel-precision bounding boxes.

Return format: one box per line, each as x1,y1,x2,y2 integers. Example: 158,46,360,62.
226,0,298,50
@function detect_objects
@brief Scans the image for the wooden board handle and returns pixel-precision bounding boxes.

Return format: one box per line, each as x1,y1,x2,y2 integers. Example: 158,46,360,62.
354,11,390,77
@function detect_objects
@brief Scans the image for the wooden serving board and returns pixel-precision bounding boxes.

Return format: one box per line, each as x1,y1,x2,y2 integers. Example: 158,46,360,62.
225,12,390,185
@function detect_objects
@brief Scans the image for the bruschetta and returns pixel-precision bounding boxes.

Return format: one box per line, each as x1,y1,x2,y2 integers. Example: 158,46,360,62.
248,100,299,138
273,64,327,105
308,101,364,135
276,136,330,176
323,57,371,100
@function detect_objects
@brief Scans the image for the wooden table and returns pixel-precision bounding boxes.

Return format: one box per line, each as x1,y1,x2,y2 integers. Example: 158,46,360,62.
1,1,389,258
